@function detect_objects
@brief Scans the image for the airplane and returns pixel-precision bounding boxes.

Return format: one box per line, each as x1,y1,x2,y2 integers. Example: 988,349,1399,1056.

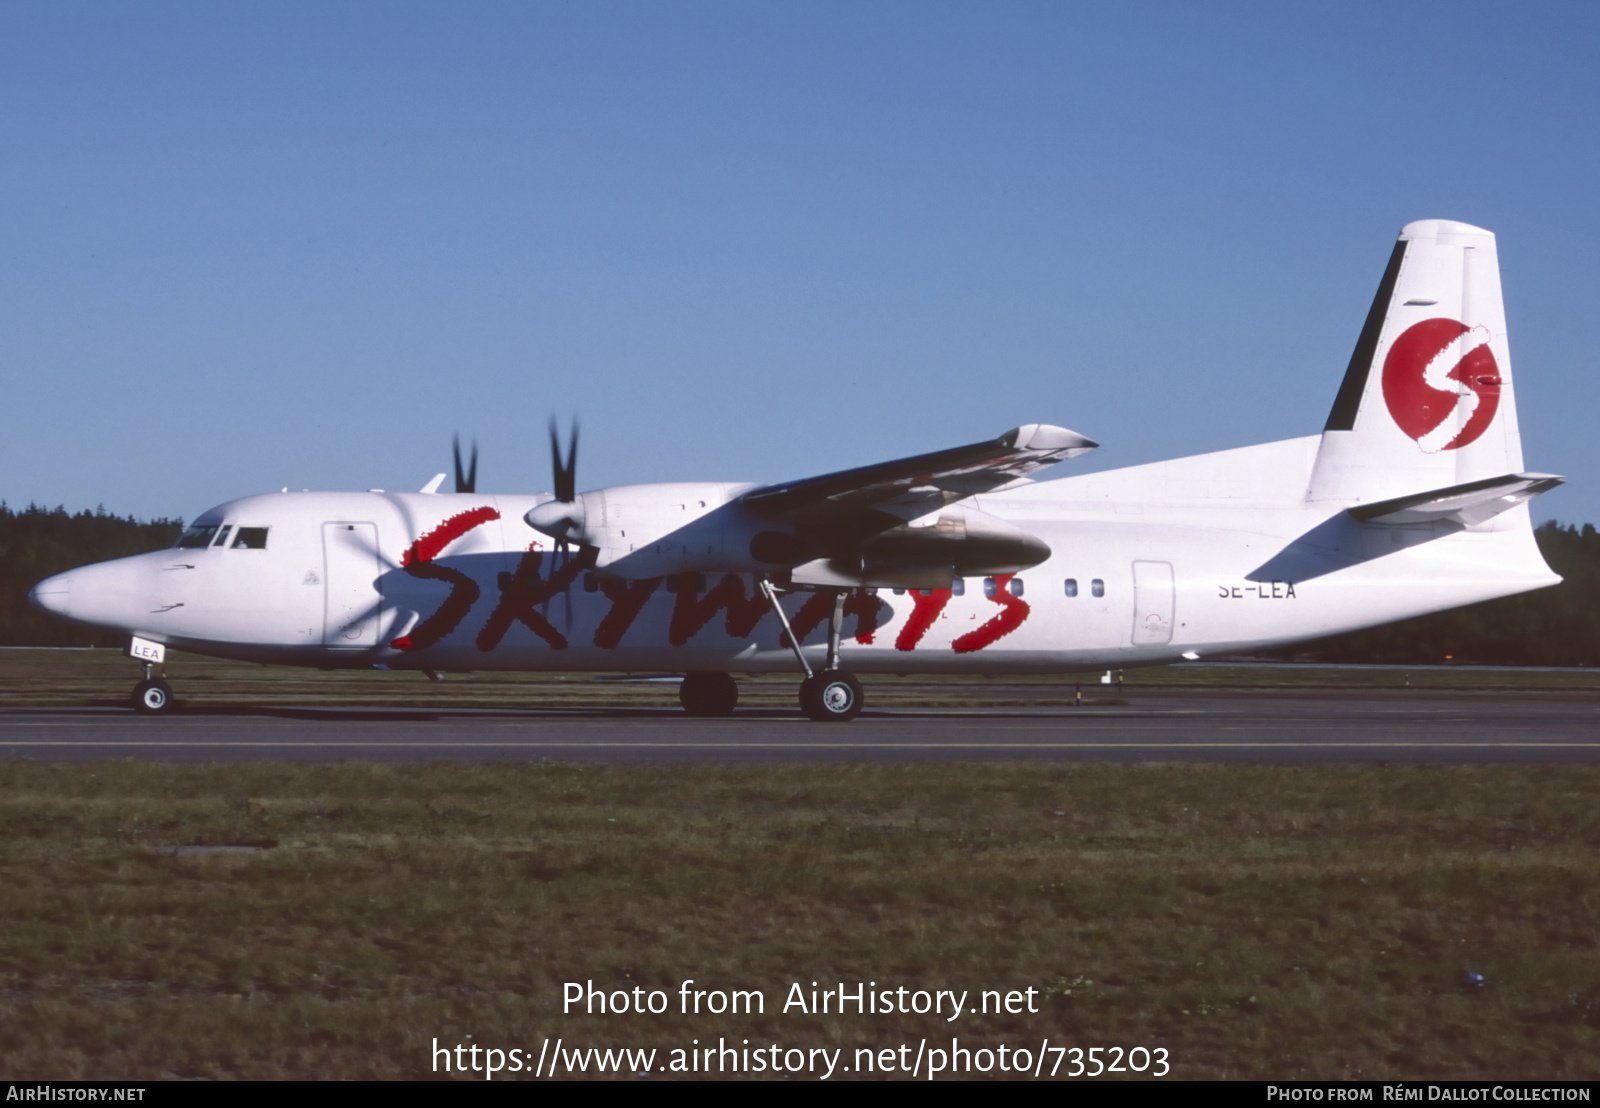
29,219,1564,721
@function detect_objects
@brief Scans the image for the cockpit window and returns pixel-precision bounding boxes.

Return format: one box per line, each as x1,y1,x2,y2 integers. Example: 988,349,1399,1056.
213,525,233,548
176,524,220,549
232,527,269,550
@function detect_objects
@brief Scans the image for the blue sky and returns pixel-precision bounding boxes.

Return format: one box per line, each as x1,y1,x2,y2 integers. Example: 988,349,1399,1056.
3,2,1598,524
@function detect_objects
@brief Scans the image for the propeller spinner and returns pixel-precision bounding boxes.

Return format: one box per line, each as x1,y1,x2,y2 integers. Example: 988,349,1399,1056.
526,419,584,543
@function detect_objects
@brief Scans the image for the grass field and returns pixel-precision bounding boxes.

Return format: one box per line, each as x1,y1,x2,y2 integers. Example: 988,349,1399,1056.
2,650,1599,1080
5,646,1600,713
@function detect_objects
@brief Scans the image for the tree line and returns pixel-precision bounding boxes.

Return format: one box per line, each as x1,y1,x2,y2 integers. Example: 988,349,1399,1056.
1,503,1597,664
0,503,182,646
1272,521,1600,667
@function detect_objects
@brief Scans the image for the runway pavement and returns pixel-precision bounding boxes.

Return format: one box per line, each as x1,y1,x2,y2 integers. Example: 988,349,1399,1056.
1,687,1598,762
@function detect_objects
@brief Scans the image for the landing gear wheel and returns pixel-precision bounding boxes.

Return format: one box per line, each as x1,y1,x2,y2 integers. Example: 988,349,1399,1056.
799,671,863,722
679,671,738,717
132,679,174,715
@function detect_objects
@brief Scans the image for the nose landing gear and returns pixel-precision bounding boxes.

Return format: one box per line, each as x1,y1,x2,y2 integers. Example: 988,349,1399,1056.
131,661,174,714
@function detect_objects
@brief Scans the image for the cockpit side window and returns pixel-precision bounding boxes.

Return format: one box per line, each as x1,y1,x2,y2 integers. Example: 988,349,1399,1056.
232,527,269,550
176,524,220,549
213,525,233,548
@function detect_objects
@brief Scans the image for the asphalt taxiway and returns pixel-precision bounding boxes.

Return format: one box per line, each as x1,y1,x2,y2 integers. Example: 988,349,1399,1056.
1,688,1597,762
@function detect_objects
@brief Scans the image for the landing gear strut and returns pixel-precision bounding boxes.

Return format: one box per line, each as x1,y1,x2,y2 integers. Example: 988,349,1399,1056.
131,662,174,715
760,580,865,722
679,671,738,716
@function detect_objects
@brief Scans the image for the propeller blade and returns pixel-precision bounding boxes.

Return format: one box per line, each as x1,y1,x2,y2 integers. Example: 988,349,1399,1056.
548,417,578,503
529,416,585,546
453,434,478,494
330,522,402,573
560,541,574,631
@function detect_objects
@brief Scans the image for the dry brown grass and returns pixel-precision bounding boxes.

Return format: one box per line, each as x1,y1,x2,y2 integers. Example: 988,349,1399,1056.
1,760,1598,1079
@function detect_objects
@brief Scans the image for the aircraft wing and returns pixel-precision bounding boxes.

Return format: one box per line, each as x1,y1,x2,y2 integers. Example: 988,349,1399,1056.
741,423,1096,523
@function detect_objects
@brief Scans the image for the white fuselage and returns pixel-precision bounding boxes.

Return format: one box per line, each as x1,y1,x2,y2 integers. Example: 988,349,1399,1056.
32,436,1558,675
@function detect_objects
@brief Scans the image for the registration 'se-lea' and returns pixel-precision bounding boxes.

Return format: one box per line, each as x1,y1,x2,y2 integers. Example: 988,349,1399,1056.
31,220,1562,720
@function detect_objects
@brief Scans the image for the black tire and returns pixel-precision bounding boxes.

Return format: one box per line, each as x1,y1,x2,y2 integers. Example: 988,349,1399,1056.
679,671,738,717
132,679,174,715
799,671,863,722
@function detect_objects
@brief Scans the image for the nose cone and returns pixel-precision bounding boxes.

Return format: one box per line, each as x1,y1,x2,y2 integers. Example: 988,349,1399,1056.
29,555,162,632
28,572,73,618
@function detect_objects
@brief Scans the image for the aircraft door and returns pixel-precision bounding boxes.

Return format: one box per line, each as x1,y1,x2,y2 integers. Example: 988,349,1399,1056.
1131,560,1175,646
322,522,382,646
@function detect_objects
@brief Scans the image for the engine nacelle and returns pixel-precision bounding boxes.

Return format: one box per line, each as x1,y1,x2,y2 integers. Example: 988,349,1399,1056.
789,507,1051,589
527,482,769,578
527,485,1050,587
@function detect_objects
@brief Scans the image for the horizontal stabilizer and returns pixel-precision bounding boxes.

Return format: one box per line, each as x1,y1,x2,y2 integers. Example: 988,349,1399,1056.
1348,473,1562,527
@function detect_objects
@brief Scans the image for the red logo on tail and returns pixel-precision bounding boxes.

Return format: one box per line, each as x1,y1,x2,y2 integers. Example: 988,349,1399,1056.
1381,318,1502,452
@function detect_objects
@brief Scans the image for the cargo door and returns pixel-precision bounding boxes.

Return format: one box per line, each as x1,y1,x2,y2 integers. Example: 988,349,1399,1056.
1131,560,1175,646
323,522,382,646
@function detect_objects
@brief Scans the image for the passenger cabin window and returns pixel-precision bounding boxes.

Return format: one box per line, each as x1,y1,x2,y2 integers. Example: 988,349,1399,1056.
1092,578,1105,598
951,579,965,596
983,577,997,598
1064,578,1078,597
1008,577,1025,598
176,524,220,549
232,527,269,549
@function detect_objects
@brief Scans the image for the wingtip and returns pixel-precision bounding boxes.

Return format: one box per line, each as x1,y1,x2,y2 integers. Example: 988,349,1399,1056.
1002,424,1098,453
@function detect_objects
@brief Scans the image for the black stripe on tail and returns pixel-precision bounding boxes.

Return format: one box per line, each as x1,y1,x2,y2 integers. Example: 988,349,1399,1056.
1323,239,1408,432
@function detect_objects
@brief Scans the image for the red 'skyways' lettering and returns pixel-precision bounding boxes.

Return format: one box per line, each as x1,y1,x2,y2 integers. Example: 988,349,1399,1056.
401,506,500,567
593,576,663,649
476,545,597,651
391,563,478,651
782,589,886,648
391,507,501,651
669,574,770,647
951,573,1030,653
894,588,953,651
394,507,1038,656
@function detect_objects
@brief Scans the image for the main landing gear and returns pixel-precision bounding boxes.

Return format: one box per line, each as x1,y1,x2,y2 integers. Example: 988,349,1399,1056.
132,662,174,715
678,584,866,722
760,580,865,723
798,670,863,722
679,671,739,717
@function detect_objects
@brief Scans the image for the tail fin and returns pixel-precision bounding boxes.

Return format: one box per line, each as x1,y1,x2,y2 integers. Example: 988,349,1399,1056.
1307,220,1527,504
